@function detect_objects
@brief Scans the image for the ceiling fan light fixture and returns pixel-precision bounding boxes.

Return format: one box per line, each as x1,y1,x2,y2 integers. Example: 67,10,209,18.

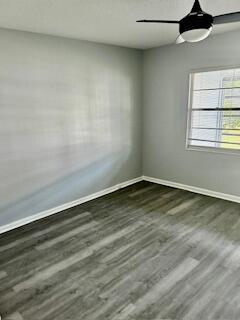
181,27,212,42
137,0,240,45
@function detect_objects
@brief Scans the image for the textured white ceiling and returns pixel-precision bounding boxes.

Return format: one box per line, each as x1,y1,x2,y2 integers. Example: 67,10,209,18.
0,0,239,49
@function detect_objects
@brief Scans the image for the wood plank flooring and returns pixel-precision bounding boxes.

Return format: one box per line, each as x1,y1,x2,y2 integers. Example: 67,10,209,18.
0,181,240,320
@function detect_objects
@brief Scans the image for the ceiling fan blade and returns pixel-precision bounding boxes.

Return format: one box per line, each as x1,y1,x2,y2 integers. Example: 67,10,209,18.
213,12,240,24
137,20,179,24
176,35,185,44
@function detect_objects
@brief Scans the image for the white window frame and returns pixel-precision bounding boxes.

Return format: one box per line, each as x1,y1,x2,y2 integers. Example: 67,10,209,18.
186,65,240,156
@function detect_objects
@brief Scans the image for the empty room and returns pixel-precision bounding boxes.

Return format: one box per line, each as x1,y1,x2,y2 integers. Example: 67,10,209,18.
0,0,240,319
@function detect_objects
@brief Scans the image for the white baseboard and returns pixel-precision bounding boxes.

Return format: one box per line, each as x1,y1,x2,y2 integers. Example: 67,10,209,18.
143,176,240,204
1,175,239,235
0,176,142,235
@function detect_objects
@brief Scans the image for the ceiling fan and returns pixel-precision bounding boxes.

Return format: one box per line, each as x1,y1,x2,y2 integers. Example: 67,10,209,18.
137,0,240,44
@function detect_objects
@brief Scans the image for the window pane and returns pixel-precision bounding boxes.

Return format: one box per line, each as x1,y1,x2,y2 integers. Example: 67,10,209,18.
194,68,240,90
191,110,222,128
190,128,223,141
189,139,220,148
192,89,240,109
187,67,240,152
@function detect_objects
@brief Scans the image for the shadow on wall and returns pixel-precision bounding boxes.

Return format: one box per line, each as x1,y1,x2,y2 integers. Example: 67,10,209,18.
0,151,129,226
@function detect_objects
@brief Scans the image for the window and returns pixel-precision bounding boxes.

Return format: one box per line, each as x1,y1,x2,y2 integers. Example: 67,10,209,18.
186,67,240,153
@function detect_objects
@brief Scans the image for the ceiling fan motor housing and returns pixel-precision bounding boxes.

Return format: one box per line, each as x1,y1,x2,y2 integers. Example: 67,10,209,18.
180,12,213,34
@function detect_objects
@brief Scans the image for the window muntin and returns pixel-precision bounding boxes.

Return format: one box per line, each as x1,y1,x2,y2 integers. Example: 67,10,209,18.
187,68,240,152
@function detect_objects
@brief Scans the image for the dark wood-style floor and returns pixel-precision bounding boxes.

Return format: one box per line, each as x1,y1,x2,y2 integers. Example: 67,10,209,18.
0,182,240,320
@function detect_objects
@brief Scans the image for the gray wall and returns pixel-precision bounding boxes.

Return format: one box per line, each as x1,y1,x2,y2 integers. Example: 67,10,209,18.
0,29,142,226
143,29,240,197
1,27,240,228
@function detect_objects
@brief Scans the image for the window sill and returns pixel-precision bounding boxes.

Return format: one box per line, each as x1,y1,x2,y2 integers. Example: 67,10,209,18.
186,145,240,156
